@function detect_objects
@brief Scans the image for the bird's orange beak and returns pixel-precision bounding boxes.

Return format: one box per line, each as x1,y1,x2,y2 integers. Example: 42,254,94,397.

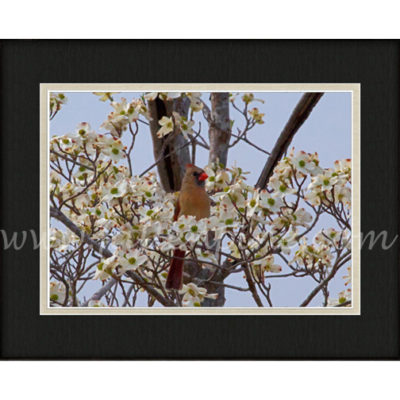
198,172,208,181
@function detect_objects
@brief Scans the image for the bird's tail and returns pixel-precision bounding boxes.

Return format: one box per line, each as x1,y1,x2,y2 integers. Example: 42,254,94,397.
166,248,186,290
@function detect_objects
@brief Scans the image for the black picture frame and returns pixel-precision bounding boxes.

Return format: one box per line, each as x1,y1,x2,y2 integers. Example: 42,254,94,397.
1,39,398,359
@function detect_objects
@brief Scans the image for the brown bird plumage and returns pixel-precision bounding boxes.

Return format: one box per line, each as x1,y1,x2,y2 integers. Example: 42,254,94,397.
166,164,210,290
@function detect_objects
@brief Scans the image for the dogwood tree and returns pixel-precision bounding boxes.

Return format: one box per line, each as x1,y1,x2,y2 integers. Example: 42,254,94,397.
49,91,352,308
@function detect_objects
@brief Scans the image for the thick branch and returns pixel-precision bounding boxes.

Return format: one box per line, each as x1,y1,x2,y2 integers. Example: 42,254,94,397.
147,96,191,192
256,92,324,189
199,93,231,304
208,93,231,167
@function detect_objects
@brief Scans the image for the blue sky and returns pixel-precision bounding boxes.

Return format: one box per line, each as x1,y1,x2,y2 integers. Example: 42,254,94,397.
50,91,352,307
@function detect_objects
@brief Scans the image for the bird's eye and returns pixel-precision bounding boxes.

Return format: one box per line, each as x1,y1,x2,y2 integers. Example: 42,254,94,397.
193,172,198,177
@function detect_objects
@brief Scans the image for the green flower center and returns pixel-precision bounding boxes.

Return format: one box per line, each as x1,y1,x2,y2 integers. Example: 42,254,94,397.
50,294,59,301
267,198,275,206
128,257,136,265
78,129,86,135
323,179,330,186
191,225,198,233
110,188,118,195
299,160,306,167
225,218,234,225
112,148,119,155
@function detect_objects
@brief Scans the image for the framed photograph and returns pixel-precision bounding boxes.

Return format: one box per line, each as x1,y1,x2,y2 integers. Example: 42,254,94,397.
1,40,398,359
40,83,360,316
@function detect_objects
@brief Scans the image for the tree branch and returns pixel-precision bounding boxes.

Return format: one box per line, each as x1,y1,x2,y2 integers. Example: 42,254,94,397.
50,206,175,307
82,279,117,306
256,92,324,189
147,96,191,192
243,265,264,307
208,93,231,167
299,251,350,307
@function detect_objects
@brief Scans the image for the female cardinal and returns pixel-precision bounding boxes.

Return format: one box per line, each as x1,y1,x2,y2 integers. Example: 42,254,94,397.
166,164,210,290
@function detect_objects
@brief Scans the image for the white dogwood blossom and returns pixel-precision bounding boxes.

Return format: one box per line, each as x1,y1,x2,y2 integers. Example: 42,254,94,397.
156,116,174,138
50,92,67,118
93,92,119,102
119,249,148,273
172,111,195,139
50,281,66,304
180,283,218,307
186,92,203,112
100,97,150,137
